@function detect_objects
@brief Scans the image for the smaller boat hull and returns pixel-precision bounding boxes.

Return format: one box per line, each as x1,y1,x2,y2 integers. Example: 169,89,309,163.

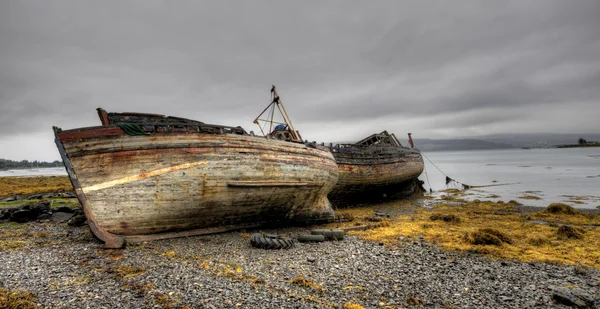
327,132,424,207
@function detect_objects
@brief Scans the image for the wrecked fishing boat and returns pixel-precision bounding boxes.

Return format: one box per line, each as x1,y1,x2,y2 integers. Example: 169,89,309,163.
53,86,338,248
326,131,424,206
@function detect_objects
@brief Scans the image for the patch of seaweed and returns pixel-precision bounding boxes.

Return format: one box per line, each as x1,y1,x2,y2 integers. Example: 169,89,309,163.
343,302,365,309
406,296,424,306
465,228,512,246
429,214,461,223
528,236,551,246
313,199,600,267
546,203,577,215
0,176,72,198
0,239,31,252
0,288,38,309
519,195,541,200
110,266,146,279
290,276,322,291
556,226,585,239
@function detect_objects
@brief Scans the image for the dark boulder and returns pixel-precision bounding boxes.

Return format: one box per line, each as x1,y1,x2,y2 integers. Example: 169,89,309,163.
374,212,391,218
61,192,76,198
52,212,75,222
29,201,51,217
10,209,33,223
1,195,21,202
551,286,597,308
37,213,52,220
0,209,11,220
67,215,87,226
53,206,74,213
26,193,44,200
6,201,51,222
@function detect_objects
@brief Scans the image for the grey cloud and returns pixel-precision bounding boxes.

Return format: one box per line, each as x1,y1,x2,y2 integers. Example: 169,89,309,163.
1,0,599,161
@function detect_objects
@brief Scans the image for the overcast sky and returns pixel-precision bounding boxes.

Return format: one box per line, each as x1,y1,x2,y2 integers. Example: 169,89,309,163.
1,0,599,161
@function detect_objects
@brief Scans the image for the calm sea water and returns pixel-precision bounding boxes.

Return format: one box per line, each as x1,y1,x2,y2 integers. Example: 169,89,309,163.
0,167,66,177
2,148,599,208
420,148,600,209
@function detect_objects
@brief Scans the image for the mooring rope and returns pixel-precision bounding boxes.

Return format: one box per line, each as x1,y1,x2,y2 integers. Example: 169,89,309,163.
422,164,433,193
421,152,468,190
421,152,515,191
421,152,449,178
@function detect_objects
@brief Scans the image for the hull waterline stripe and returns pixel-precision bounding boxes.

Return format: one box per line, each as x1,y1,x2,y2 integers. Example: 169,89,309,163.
82,161,208,192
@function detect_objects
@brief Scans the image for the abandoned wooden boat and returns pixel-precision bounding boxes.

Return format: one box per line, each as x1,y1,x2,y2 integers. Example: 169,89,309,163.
326,131,424,207
53,87,338,248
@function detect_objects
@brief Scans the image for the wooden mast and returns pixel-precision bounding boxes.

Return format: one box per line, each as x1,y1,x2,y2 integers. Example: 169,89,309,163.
253,85,302,142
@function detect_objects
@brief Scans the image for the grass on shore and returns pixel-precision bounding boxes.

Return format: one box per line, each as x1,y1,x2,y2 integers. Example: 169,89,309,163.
325,194,600,268
0,176,79,211
0,176,72,198
0,198,80,210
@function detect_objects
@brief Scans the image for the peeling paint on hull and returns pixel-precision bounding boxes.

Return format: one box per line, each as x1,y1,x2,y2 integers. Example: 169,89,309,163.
54,126,339,248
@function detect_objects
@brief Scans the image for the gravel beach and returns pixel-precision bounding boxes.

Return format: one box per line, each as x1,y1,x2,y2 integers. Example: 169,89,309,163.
1,221,599,309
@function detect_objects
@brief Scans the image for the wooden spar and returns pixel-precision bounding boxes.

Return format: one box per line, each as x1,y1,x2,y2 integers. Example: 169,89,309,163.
269,100,276,133
271,86,300,141
253,93,275,137
97,108,110,126
390,133,402,147
408,133,415,149
253,100,275,125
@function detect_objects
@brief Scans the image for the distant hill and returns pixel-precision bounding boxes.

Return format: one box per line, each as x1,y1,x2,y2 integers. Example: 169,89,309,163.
409,133,600,152
468,133,600,148
413,138,515,152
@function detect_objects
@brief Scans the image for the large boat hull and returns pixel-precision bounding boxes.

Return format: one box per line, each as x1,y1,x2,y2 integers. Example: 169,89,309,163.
54,126,338,248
